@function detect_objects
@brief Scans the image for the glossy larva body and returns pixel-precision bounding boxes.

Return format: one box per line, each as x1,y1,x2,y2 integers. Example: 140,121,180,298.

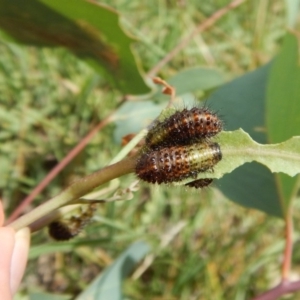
146,107,223,150
136,142,222,184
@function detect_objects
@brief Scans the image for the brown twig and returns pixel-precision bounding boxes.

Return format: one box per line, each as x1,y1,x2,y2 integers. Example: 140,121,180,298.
147,0,246,78
152,77,176,106
252,209,295,300
252,280,300,300
6,103,123,224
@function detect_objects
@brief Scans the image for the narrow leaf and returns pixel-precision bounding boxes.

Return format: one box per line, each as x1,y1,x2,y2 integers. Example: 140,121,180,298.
29,238,110,259
284,0,300,27
267,32,300,212
75,241,150,300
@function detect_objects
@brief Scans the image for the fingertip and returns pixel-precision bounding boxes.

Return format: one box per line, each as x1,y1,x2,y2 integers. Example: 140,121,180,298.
0,227,15,299
15,227,30,242
0,200,5,226
10,227,31,295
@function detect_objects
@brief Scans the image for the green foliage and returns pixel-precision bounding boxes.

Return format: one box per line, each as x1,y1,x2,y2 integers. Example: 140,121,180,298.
179,129,300,217
267,33,300,213
0,0,149,94
0,0,299,299
113,67,226,143
29,293,72,300
166,67,225,96
285,0,300,27
75,241,150,300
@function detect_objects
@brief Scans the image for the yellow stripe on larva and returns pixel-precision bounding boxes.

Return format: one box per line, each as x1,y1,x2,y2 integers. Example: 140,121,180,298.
135,142,222,184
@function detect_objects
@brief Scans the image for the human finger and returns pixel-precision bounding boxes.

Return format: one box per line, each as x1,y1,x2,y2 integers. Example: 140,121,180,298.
0,200,5,226
0,227,15,300
10,227,30,295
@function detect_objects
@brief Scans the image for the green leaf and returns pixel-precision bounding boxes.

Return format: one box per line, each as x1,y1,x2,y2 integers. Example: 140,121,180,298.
113,67,224,142
149,67,225,103
29,293,72,300
178,129,300,181
179,129,300,217
267,34,300,143
113,101,166,144
0,0,149,94
167,67,225,96
209,63,271,143
214,162,281,217
206,63,284,216
75,241,150,300
267,33,300,212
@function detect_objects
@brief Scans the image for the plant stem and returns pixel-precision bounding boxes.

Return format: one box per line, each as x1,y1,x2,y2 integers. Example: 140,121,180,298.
8,155,137,231
6,110,118,224
252,209,295,300
282,208,293,279
252,280,300,300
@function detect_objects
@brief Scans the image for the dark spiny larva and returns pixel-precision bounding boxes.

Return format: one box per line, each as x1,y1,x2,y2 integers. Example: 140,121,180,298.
145,107,223,150
48,221,77,241
185,178,213,189
48,203,97,241
135,142,222,184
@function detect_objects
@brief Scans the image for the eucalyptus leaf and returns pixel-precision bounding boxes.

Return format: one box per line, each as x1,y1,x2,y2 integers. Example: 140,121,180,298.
176,129,300,184
167,67,225,96
267,33,300,212
205,63,282,216
113,101,165,144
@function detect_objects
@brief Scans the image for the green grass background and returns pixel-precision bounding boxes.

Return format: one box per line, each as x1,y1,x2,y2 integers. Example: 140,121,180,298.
1,1,300,299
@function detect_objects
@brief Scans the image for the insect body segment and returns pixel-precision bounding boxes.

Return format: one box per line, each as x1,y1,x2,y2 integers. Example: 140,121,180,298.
185,178,213,189
136,105,224,187
146,107,223,150
136,142,222,184
48,203,97,241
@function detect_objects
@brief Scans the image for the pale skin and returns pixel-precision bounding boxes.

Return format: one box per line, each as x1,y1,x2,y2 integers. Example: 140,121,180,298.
0,201,30,299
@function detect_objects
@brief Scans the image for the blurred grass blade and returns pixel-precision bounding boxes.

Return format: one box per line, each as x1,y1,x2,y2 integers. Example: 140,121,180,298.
75,241,150,300
29,238,110,259
284,0,300,27
0,0,150,94
29,293,72,300
267,32,300,213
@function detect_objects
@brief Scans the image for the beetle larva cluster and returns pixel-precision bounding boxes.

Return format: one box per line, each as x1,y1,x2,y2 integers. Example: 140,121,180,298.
136,106,223,188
